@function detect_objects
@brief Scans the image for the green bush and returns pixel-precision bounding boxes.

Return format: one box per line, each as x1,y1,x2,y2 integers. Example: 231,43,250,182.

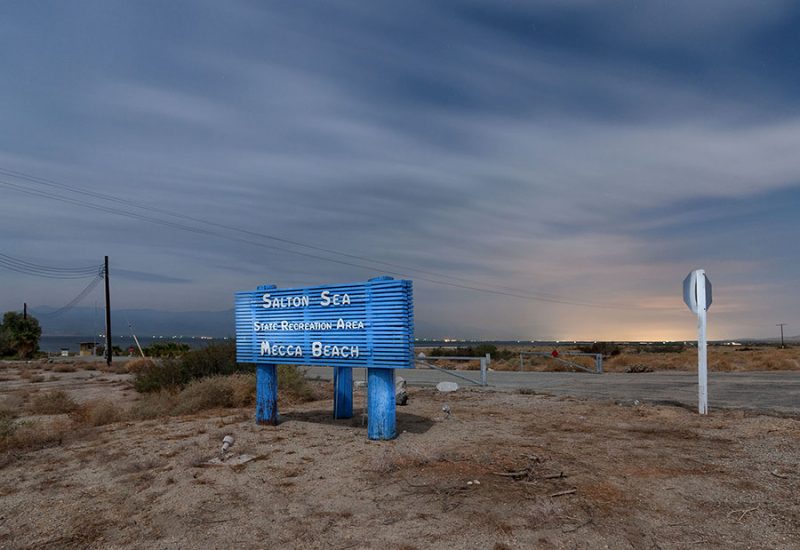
577,342,622,356
133,359,188,393
132,341,317,406
428,344,513,360
278,365,314,401
641,343,685,354
0,312,41,359
133,341,252,392
143,342,191,358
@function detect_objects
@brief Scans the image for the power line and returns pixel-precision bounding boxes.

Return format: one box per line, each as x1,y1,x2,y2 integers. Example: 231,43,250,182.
0,168,679,311
0,253,100,273
0,166,596,304
32,274,103,318
0,252,101,279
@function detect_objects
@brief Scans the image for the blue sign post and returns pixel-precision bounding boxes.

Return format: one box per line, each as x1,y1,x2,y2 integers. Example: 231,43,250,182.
235,276,414,440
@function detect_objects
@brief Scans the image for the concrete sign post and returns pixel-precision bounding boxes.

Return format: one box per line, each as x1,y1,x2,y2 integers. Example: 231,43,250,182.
236,276,414,440
683,269,712,415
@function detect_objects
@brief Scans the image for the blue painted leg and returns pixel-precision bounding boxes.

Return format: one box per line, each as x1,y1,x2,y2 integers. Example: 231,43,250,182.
334,366,353,419
256,363,278,425
367,368,396,440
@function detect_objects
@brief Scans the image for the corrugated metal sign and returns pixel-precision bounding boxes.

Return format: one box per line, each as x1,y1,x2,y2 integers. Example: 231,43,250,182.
235,276,414,369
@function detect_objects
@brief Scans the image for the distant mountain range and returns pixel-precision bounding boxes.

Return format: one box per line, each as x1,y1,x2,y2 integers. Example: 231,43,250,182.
31,306,234,337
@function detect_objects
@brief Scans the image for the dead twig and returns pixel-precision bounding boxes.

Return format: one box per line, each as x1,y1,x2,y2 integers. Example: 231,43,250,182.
770,470,789,479
550,488,577,498
562,517,593,533
726,505,760,522
492,469,530,477
543,472,566,479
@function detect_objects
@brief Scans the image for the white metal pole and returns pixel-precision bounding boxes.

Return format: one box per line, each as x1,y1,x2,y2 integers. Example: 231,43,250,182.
696,270,708,415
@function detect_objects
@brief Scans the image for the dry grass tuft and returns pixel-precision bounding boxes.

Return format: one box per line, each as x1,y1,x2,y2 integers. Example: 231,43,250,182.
229,373,257,405
99,364,129,375
52,364,77,373
125,357,156,375
172,377,235,415
128,373,257,418
0,393,26,418
71,399,122,426
29,390,78,415
0,418,71,453
128,391,178,420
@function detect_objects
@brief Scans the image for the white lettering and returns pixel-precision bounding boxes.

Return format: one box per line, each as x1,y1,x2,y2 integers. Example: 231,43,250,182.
336,318,365,330
262,293,310,309
311,341,359,358
320,291,351,307
259,341,303,357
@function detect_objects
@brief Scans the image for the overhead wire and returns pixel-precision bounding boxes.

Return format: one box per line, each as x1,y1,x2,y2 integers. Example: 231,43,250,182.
0,168,634,306
0,168,679,311
0,166,592,304
33,274,103,318
0,253,102,279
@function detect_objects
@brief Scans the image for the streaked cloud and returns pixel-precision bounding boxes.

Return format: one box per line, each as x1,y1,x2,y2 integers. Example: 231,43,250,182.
1,1,798,339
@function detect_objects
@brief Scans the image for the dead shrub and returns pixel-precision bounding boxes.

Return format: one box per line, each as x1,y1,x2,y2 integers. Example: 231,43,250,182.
172,377,234,415
29,390,78,415
229,373,256,406
53,364,77,373
0,418,71,452
127,391,178,420
0,413,16,439
126,358,157,375
100,364,128,375
71,400,122,426
278,365,314,402
0,393,25,418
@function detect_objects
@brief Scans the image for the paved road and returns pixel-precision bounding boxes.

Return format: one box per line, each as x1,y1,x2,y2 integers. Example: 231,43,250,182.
303,367,800,415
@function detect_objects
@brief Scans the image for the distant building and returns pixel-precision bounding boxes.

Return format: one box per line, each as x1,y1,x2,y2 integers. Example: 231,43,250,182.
60,348,69,357
79,342,97,357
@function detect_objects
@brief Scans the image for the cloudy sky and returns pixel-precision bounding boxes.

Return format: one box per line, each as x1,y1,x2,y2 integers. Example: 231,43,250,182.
1,1,799,340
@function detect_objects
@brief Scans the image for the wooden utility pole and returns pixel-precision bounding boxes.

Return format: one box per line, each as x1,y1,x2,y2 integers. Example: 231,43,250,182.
23,302,27,320
104,256,112,365
777,323,786,349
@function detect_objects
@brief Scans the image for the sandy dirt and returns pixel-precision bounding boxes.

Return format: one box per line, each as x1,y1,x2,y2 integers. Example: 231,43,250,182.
0,365,798,549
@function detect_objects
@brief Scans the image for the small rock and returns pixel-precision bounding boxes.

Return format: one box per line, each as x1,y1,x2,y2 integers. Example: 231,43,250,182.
436,381,459,393
396,376,408,406
467,481,473,485
626,364,653,373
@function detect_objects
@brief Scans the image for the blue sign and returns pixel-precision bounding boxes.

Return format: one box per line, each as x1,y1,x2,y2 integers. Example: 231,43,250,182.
235,276,414,369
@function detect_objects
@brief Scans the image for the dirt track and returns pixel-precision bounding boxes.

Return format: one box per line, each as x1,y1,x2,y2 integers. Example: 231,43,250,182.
1,369,798,549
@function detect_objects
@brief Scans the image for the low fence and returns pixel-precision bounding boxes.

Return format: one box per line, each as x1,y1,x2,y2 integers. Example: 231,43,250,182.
415,354,489,386
519,351,603,374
